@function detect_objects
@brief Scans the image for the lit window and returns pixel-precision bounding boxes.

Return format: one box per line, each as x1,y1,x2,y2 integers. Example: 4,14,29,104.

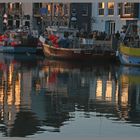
108,2,114,15
98,2,104,16
9,3,13,10
47,4,51,15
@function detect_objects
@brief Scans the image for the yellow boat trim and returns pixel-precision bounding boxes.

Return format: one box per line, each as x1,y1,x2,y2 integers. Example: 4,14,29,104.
120,44,140,57
121,75,140,84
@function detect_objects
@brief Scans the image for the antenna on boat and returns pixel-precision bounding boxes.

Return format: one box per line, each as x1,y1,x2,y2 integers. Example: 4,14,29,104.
123,24,131,41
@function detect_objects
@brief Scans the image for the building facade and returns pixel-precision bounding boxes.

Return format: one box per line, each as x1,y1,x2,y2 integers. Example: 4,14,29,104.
91,2,140,34
32,3,70,31
0,1,140,34
0,2,33,31
0,2,92,33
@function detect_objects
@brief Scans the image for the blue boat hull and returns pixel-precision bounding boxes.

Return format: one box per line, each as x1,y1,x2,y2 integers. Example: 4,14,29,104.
119,53,140,66
0,46,37,54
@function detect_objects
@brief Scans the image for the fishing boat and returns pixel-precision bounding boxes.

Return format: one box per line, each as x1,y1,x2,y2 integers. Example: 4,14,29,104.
118,23,140,66
42,44,116,61
0,28,39,54
40,26,116,62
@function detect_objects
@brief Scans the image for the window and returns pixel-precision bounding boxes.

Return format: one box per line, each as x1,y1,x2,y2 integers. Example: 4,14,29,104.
33,3,42,15
34,3,42,9
47,4,51,15
71,8,76,16
98,3,104,16
82,23,88,32
82,5,88,16
24,15,30,20
108,2,114,16
59,3,64,16
54,4,59,16
8,3,13,11
64,4,69,16
124,3,134,15
15,3,20,10
118,3,122,15
7,3,13,14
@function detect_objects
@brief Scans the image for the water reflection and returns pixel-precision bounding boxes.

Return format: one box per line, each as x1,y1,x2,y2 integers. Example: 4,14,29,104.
118,66,140,124
0,54,44,137
0,54,140,138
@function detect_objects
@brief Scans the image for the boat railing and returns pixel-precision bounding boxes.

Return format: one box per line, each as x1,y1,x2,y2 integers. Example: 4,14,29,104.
127,40,140,48
122,23,140,48
122,37,140,48
71,38,113,50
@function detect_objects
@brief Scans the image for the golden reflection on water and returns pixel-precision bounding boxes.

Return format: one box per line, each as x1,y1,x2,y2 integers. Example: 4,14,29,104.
0,61,132,117
105,81,112,101
96,80,102,99
42,63,129,105
0,61,34,130
0,63,21,106
0,58,140,137
15,73,21,106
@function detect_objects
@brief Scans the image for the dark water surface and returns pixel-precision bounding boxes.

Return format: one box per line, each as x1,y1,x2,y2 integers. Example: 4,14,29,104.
0,54,140,140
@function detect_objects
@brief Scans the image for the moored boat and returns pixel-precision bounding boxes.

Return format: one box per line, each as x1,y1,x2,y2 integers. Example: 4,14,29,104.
40,26,116,62
42,43,115,61
118,24,140,66
0,27,39,54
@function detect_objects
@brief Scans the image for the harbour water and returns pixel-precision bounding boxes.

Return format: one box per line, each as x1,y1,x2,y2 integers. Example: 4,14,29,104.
0,54,140,140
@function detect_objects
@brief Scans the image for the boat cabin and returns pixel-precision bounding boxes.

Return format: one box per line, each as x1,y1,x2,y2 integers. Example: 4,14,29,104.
45,26,78,38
